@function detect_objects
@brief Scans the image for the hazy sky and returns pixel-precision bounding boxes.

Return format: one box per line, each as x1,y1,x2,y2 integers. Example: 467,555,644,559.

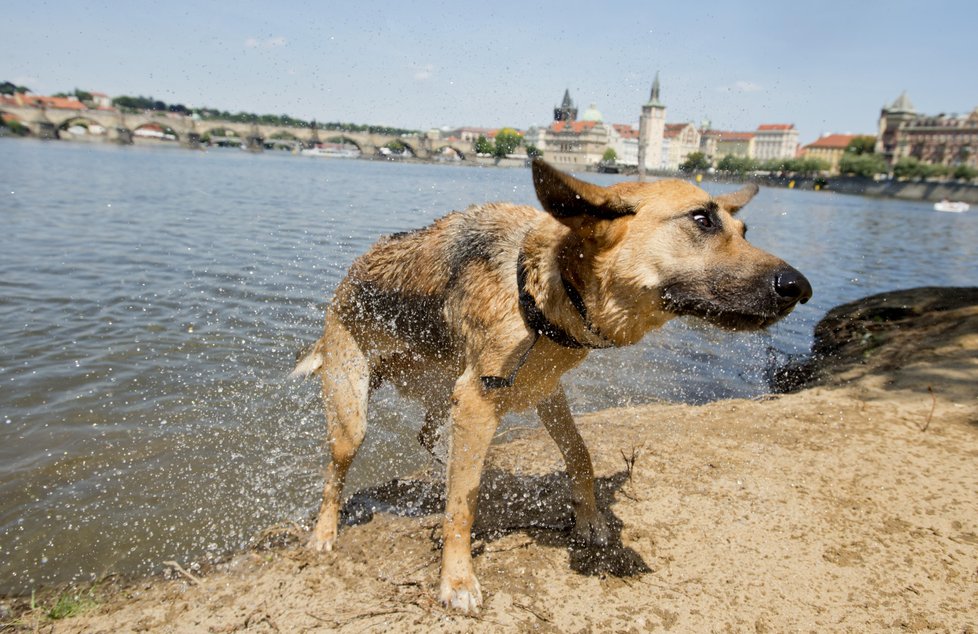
4,1,976,143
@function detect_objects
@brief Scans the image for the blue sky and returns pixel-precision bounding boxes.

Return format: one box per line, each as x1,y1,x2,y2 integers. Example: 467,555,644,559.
4,0,976,143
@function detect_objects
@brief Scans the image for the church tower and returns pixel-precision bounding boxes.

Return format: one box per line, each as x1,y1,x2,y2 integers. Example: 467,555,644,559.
554,89,578,122
637,72,666,179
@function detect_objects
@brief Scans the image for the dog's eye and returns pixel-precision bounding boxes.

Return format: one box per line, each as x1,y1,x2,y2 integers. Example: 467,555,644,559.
691,211,713,229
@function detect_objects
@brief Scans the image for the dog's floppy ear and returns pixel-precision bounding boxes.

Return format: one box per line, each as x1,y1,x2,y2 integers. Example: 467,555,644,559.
532,159,635,221
714,183,759,214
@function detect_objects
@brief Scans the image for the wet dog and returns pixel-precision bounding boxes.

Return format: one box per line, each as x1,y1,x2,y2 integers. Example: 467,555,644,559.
292,159,811,611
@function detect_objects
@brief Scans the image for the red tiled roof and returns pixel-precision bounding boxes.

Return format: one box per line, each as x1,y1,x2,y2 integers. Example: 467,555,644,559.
550,120,597,134
803,133,860,150
757,123,794,131
612,124,638,138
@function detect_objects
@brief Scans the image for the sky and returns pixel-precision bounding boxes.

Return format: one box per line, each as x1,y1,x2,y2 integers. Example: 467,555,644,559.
3,0,977,144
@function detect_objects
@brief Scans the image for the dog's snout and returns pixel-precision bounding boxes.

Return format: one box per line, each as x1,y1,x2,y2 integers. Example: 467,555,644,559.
774,267,812,306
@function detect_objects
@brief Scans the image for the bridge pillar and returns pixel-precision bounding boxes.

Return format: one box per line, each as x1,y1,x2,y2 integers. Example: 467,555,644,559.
244,123,264,152
184,132,201,149
110,126,133,144
28,109,56,139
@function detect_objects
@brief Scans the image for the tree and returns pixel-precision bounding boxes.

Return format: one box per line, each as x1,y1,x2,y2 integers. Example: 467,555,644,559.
845,136,877,155
493,128,522,158
716,154,757,175
1,81,31,95
953,165,977,182
601,148,618,163
474,135,494,155
525,144,543,158
838,153,888,179
679,151,710,173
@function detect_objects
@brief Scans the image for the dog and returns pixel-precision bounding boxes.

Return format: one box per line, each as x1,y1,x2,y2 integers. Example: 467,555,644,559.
292,159,811,612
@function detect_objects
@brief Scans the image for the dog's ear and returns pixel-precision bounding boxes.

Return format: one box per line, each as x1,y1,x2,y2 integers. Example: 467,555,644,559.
532,159,635,221
714,183,759,214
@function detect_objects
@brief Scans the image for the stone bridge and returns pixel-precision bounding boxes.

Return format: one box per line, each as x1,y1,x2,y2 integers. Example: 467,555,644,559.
0,103,471,159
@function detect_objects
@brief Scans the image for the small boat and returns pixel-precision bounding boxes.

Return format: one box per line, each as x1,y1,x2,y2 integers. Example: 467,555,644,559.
301,144,360,159
934,200,970,213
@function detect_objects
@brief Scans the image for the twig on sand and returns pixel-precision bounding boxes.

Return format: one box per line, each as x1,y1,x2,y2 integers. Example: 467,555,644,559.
920,385,936,432
163,560,203,585
306,606,417,629
621,448,639,481
514,600,552,622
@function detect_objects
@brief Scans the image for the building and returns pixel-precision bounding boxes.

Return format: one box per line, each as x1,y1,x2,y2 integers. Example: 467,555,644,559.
753,124,799,161
637,72,666,175
610,124,639,166
545,119,609,168
875,91,917,163
661,122,701,170
700,130,755,161
801,133,861,174
877,92,978,169
540,91,639,168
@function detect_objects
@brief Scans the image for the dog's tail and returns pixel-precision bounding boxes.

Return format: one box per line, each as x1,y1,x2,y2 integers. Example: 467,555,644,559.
290,339,324,378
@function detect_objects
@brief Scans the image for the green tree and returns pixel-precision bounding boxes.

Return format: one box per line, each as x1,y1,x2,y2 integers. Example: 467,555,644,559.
679,151,710,173
474,135,494,155
493,128,522,158
838,153,888,178
525,144,543,158
845,136,877,155
0,81,31,95
716,155,757,174
601,147,618,163
953,165,978,182
74,89,93,103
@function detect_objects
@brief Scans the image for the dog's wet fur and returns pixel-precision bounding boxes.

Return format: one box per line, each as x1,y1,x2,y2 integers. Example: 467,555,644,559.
292,159,811,611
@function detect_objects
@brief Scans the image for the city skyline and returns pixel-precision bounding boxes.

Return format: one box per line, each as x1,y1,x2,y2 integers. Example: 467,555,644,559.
3,1,977,144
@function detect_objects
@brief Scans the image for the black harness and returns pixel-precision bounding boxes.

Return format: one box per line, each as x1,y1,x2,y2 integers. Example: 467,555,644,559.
480,252,612,390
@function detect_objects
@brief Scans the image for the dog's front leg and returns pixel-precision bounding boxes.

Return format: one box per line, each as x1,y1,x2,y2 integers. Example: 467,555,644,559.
439,371,499,613
537,386,610,546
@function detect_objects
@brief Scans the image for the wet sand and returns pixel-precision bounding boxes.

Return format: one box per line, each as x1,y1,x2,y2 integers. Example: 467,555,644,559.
5,286,977,632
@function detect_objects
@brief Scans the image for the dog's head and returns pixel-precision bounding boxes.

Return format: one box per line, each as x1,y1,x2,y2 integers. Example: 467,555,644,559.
531,159,811,343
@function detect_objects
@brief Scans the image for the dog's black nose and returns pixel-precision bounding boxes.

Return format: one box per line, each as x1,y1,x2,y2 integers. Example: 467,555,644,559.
774,267,812,306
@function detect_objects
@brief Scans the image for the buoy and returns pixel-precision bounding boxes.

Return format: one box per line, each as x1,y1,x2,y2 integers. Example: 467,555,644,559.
788,180,795,189
695,173,703,183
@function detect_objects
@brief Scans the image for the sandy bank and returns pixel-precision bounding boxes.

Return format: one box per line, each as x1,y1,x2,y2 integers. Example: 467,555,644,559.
5,287,977,632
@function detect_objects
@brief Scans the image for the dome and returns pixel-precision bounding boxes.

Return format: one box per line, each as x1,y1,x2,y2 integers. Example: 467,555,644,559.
580,103,604,122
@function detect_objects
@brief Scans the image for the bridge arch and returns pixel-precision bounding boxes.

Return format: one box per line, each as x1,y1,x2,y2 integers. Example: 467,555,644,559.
433,145,466,161
132,121,180,143
55,115,111,140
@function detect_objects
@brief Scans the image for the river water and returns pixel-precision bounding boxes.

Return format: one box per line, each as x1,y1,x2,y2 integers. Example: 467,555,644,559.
1,140,975,594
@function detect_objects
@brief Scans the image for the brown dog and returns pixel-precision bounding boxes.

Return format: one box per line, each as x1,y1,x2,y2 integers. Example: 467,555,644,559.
292,159,811,611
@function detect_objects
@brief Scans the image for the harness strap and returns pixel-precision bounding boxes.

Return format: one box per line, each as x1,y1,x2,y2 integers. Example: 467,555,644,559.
480,251,612,390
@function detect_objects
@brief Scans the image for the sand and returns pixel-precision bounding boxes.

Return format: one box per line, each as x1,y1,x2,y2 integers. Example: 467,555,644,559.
4,286,977,633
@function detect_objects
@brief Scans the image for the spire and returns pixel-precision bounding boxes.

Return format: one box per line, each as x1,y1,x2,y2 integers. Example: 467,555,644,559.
646,71,664,108
889,90,915,113
561,88,574,109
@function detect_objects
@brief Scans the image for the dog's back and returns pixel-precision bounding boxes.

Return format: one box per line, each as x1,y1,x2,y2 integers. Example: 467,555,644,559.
294,202,541,378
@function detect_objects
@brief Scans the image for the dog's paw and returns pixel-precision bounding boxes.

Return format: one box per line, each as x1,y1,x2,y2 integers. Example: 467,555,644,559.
572,511,611,547
439,574,483,613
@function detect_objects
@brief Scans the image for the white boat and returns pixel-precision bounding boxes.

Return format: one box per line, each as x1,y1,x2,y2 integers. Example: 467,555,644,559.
934,200,970,213
301,144,360,159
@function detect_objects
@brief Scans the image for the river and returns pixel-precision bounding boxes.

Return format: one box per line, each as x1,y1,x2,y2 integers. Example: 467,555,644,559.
1,140,975,594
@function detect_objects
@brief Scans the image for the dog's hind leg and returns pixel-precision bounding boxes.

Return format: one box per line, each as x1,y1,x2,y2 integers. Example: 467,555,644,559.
308,315,369,552
537,386,610,547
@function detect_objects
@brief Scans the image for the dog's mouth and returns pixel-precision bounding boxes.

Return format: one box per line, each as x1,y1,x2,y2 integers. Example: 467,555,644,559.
660,286,792,331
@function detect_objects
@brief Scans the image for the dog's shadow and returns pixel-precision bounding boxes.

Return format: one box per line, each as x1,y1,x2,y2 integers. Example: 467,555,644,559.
340,468,650,578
